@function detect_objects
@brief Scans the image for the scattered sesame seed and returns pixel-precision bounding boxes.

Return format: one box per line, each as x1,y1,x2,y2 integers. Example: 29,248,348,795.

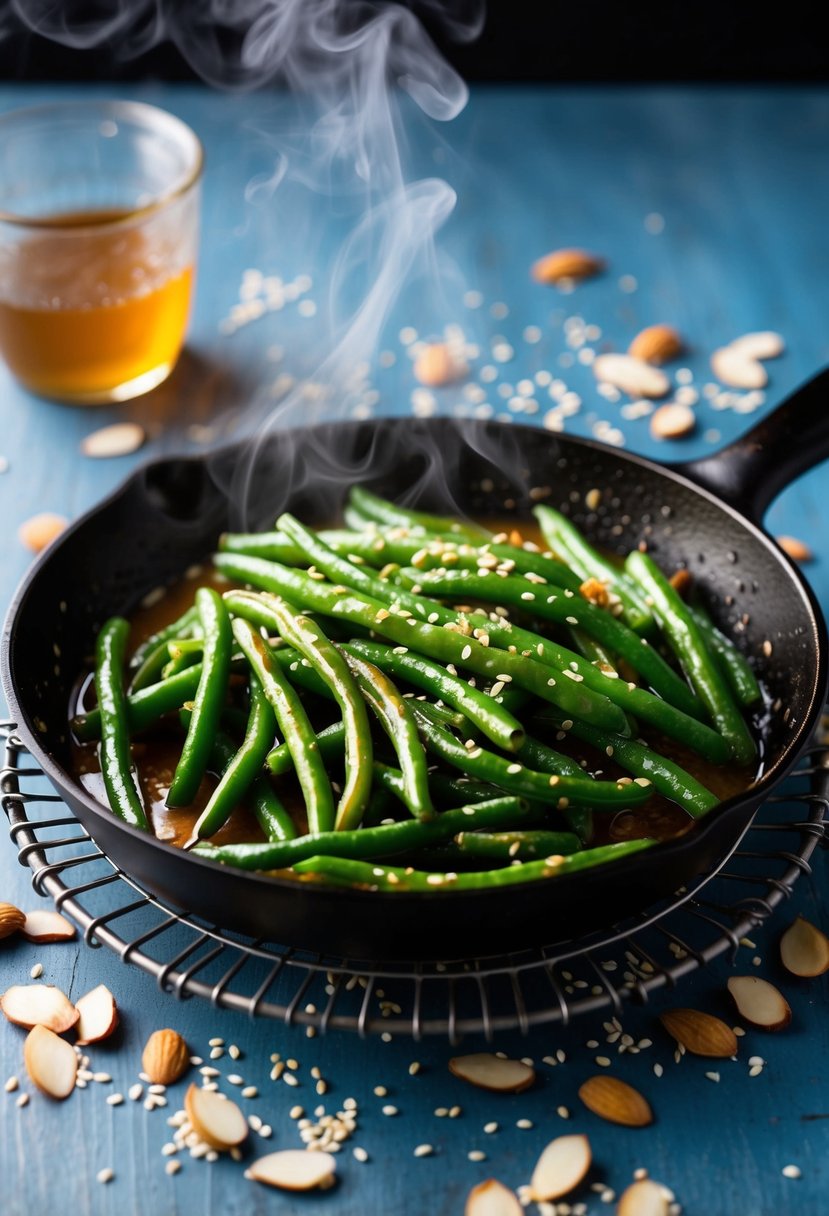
557,1106,570,1119
782,1165,802,1179
382,1105,399,1117
93,1073,112,1084
16,1093,29,1108
96,1168,114,1184
653,1064,664,1078
516,1118,533,1130
165,1160,181,1176
241,1086,258,1099
30,963,43,980
705,1072,721,1083
414,1144,434,1158
468,1150,487,1162
107,1094,125,1106
484,1121,499,1134
4,1077,19,1093
353,1146,369,1163
595,1056,612,1068
408,1062,421,1076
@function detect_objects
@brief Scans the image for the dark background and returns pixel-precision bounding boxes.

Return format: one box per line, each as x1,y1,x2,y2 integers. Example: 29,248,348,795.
0,0,826,83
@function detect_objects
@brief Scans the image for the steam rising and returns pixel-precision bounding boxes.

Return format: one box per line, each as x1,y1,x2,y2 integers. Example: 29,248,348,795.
5,1,491,526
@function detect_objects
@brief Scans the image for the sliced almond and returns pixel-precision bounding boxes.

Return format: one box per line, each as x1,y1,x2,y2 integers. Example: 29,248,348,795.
75,984,119,1045
466,1178,524,1216
142,1028,190,1085
532,248,604,284
617,1178,670,1216
0,984,79,1033
710,347,767,389
659,1008,737,1058
0,901,25,940
727,976,791,1032
628,324,683,365
650,404,696,441
24,1024,77,1100
449,1053,535,1093
530,1133,592,1200
18,513,68,554
729,331,785,361
578,1076,653,1128
81,422,146,459
22,909,76,943
593,354,670,399
780,915,829,978
414,342,468,388
776,535,813,563
247,1149,336,1191
185,1083,248,1150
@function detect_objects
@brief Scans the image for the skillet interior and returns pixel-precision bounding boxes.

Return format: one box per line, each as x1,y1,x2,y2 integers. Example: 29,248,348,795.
2,417,825,961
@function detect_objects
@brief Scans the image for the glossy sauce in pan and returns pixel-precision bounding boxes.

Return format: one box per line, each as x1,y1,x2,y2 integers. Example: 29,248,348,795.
71,525,755,853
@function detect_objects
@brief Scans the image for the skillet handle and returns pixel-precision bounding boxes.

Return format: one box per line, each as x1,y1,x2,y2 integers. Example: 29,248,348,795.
677,366,829,522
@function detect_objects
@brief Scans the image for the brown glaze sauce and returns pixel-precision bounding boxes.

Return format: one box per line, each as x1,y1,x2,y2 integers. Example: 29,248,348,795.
70,523,754,853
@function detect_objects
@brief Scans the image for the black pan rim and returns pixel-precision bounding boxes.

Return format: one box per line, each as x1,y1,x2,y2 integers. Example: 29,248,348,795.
2,416,827,909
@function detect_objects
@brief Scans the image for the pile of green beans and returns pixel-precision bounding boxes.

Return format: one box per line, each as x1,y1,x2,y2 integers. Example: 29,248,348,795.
74,485,762,892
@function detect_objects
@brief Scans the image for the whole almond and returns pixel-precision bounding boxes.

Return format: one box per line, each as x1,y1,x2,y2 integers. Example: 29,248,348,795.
659,1008,737,1058
18,513,68,554
776,535,812,563
532,248,604,284
0,902,25,940
628,324,683,365
578,1075,653,1127
650,404,696,441
141,1028,190,1086
414,342,468,388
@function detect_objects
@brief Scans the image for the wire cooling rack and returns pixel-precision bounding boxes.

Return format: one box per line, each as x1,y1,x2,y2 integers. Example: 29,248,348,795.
2,720,827,1041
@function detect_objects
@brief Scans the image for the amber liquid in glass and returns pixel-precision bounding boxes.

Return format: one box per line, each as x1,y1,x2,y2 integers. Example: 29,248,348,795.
0,208,193,403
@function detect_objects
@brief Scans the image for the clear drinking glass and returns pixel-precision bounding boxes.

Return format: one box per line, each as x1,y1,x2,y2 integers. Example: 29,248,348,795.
0,100,202,405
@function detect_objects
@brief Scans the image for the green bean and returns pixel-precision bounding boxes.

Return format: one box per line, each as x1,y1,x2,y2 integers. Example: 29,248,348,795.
129,604,200,670
406,566,699,718
349,485,491,543
412,708,652,808
534,504,653,632
291,838,656,891
191,675,278,840
180,710,296,843
516,733,586,778
167,589,233,808
232,618,335,835
217,565,627,734
193,795,533,871
129,638,174,694
362,783,401,828
343,651,434,821
409,539,584,592
408,700,466,729
534,711,719,818
162,647,202,681
342,638,525,753
269,643,335,699
94,617,149,830
625,551,756,766
73,663,204,742
267,718,345,776
455,829,582,862
264,598,372,832
688,604,762,707
422,772,506,808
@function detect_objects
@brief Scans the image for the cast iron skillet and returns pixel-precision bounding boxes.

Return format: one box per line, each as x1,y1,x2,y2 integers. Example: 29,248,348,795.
4,371,829,962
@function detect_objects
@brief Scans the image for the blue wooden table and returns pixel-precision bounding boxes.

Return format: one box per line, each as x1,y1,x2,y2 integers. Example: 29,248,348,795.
2,83,829,1215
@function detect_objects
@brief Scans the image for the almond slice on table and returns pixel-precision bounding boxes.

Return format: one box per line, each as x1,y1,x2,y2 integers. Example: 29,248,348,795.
659,1007,737,1057
617,1178,670,1216
628,324,683,365
247,1149,336,1191
0,984,79,1033
531,248,605,284
21,909,76,943
780,915,829,978
24,1024,78,1100
578,1076,653,1128
776,535,813,563
727,976,791,1031
80,422,146,459
729,331,785,360
414,342,468,387
75,984,119,1045
593,354,670,399
449,1053,535,1093
710,347,767,390
0,901,25,939
142,1028,190,1085
530,1133,592,1200
185,1083,248,1150
466,1178,524,1215
650,404,696,441
18,513,68,554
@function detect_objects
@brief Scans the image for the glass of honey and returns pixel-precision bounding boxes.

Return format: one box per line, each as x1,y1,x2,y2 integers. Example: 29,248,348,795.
0,100,202,404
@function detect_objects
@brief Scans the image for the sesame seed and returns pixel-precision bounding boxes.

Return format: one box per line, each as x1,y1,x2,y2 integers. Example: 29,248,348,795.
96,1168,114,1184
595,1056,611,1067
16,1093,29,1108
449,1105,462,1118
165,1160,181,1176
209,1047,224,1059
107,1094,125,1106
93,1073,112,1084
557,1106,570,1119
484,1121,499,1134
516,1119,533,1129
242,1086,258,1099
227,1074,244,1086
408,1062,421,1076
705,1072,720,1083
434,1107,448,1117
468,1150,487,1162
4,1077,18,1093
414,1144,433,1157
782,1165,802,1179
208,1037,224,1047
129,1084,143,1101
200,1066,220,1078
382,1105,398,1116
284,1073,299,1087
461,644,472,660
373,1086,387,1097
30,963,43,980
653,1064,664,1078
148,1084,167,1095
353,1147,369,1163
